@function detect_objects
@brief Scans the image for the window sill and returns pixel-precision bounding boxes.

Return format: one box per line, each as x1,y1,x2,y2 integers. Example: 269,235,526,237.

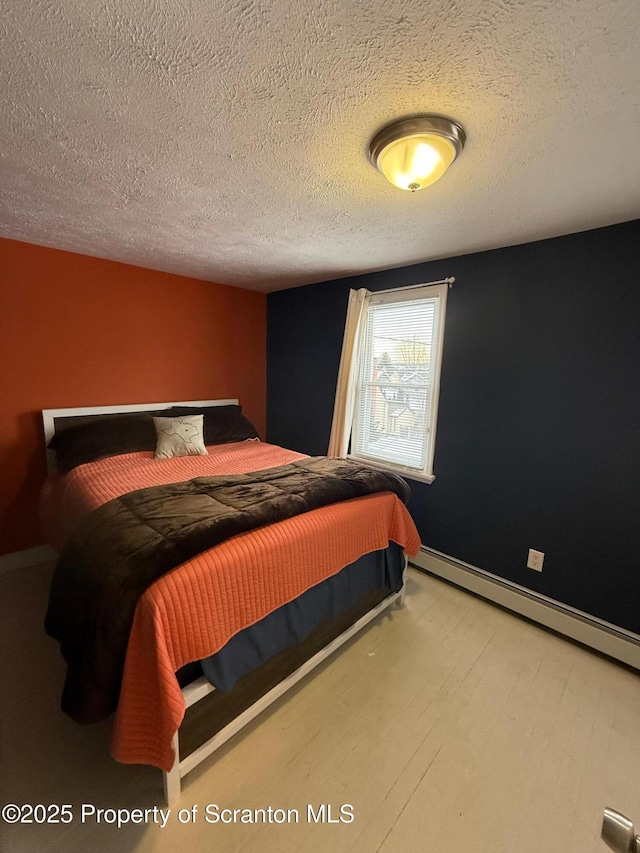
347,454,436,484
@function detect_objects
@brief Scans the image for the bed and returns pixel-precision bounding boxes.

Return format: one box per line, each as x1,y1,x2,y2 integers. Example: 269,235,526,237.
40,399,421,803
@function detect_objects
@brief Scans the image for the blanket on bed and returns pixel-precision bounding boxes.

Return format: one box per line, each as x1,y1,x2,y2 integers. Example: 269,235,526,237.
45,457,411,724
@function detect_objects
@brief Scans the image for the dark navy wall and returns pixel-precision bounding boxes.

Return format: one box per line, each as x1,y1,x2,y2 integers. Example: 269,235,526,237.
267,220,640,634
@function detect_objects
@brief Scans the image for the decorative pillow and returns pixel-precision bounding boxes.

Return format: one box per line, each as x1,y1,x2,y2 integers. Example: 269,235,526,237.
48,414,158,473
153,415,208,459
165,405,260,445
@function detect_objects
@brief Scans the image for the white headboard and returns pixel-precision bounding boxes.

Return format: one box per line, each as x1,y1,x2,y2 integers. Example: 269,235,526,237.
42,398,239,473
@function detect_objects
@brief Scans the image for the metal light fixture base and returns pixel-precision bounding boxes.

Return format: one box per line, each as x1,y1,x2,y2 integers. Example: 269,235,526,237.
368,115,466,170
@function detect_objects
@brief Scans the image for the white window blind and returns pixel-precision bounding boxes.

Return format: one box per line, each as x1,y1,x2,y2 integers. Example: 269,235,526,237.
350,283,447,481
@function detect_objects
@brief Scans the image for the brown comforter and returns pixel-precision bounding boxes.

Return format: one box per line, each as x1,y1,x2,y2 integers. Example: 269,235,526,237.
45,457,411,723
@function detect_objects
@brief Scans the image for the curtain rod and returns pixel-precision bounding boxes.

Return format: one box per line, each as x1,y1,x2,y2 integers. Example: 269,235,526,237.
371,276,455,296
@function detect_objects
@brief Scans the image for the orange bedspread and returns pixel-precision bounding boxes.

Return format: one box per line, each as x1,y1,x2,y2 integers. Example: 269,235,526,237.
41,442,421,772
112,492,420,770
40,440,307,549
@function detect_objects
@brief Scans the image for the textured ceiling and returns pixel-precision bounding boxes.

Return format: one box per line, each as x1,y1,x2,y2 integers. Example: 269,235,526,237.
1,0,639,292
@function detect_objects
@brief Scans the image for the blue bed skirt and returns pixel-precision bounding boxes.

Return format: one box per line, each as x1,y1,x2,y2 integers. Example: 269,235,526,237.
177,542,405,693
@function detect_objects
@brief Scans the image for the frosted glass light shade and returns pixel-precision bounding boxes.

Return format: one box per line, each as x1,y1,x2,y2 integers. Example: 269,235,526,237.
369,116,466,192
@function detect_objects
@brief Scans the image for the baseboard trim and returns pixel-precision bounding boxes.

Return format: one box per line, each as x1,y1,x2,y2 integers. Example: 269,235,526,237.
0,545,56,576
411,547,640,670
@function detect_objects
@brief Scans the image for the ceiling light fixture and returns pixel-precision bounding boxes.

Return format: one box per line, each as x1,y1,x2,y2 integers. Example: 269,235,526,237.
369,115,466,192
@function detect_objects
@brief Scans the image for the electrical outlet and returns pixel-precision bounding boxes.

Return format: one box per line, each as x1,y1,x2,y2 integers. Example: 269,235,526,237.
527,549,544,572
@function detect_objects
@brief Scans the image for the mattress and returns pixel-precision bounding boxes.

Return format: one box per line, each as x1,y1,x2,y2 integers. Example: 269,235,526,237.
40,440,421,771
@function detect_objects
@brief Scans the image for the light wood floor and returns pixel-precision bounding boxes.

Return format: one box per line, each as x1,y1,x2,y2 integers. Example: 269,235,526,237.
1,561,638,853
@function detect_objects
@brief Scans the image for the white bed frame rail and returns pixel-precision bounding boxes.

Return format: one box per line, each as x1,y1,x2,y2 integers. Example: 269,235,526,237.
164,571,407,804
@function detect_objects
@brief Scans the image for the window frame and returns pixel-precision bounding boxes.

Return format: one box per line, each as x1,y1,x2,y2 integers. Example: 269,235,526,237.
347,282,448,484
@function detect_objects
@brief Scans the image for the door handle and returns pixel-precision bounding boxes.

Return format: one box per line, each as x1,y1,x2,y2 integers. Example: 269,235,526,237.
602,808,640,853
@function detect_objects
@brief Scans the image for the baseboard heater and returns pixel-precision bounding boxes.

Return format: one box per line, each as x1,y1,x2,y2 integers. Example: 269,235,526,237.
411,546,640,671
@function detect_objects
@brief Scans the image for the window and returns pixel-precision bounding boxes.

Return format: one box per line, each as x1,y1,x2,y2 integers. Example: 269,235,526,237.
349,283,448,483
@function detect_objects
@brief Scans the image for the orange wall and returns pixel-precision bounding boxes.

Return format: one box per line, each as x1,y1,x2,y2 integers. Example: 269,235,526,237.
0,237,267,556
